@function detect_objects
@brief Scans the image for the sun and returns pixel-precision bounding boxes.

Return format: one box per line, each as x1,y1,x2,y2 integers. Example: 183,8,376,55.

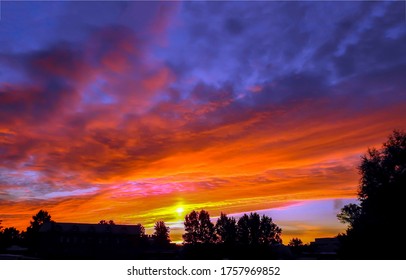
176,207,184,215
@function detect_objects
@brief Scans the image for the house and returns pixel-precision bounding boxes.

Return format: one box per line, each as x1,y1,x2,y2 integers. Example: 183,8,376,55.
306,237,339,259
38,222,146,259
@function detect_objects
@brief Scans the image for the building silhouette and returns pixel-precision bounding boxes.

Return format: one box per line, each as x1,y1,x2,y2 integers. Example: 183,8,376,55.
38,222,146,259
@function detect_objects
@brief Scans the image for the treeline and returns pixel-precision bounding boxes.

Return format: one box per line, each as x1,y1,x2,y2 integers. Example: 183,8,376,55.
0,209,284,259
0,209,282,246
183,210,282,245
0,222,21,251
0,210,55,252
181,210,284,259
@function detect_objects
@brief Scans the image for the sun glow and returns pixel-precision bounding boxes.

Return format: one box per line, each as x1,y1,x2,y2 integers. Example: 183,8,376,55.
176,207,184,215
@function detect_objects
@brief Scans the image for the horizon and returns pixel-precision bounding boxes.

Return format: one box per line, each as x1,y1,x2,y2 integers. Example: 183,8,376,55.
1,1,405,245
2,197,356,244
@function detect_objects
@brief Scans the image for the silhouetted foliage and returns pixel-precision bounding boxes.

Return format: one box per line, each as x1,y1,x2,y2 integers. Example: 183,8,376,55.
215,213,237,244
24,210,53,250
0,207,288,259
0,220,19,250
99,220,115,225
153,221,170,245
0,227,21,249
287,237,307,258
183,210,199,244
288,238,303,247
136,223,146,238
236,214,250,245
337,204,361,228
248,213,261,245
181,210,283,259
259,215,282,245
338,130,406,259
183,210,216,244
236,213,282,245
29,210,52,231
198,210,216,243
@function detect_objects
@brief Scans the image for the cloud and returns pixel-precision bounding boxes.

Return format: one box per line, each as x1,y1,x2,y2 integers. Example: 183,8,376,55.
0,1,405,242
43,187,100,199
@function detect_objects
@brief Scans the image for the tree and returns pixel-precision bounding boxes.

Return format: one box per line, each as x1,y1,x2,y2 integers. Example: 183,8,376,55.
248,212,261,245
215,213,237,244
337,204,361,228
136,223,145,238
183,210,199,244
99,220,115,225
198,210,216,244
24,210,53,248
183,210,216,244
236,213,282,245
288,238,303,247
338,130,406,259
153,221,170,245
236,214,250,245
0,227,20,248
29,210,52,231
259,215,282,245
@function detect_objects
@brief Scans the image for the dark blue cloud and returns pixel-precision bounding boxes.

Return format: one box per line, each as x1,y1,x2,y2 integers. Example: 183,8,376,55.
162,1,405,104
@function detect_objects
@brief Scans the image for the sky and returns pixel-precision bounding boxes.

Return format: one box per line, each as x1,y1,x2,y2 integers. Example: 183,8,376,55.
0,1,405,244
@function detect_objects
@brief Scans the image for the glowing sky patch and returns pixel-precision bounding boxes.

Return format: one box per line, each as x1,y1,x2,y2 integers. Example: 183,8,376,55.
0,1,405,244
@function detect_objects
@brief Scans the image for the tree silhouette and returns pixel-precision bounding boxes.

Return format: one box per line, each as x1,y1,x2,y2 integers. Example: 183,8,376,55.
183,210,199,244
99,220,115,225
183,210,216,244
288,238,303,247
153,221,170,245
198,210,216,243
248,213,261,245
24,209,53,249
236,213,282,245
215,213,237,244
338,130,406,259
0,227,20,249
136,223,146,238
236,214,250,245
337,204,361,228
29,210,52,231
259,215,282,245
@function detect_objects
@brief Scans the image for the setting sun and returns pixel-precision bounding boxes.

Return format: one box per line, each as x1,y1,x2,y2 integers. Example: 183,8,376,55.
176,207,184,215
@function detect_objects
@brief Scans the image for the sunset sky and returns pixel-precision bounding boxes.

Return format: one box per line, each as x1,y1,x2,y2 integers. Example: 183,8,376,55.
0,1,405,244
